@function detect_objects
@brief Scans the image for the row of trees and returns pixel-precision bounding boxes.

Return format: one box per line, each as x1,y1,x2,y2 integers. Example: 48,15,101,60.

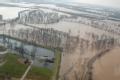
85,32,116,51
18,10,68,24
64,30,79,54
72,32,117,58
91,20,120,36
7,28,62,48
1,22,79,50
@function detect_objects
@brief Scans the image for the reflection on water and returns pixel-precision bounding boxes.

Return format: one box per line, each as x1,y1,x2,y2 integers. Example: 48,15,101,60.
0,35,55,69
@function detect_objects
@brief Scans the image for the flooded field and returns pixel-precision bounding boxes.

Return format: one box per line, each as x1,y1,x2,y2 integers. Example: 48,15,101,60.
0,2,120,80
93,47,120,80
0,7,27,20
28,21,120,41
0,35,54,68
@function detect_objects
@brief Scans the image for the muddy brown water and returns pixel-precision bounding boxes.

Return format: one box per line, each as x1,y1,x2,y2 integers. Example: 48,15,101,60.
93,47,120,80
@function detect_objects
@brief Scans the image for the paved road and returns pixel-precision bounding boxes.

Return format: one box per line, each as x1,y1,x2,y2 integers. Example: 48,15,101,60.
20,60,33,80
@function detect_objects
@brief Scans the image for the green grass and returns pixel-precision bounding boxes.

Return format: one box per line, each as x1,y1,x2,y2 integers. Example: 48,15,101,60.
27,66,52,80
0,53,28,78
0,51,62,80
52,50,61,80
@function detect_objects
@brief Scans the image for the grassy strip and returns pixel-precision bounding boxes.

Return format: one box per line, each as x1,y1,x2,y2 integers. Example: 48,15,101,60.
0,53,28,78
52,50,61,80
27,66,52,80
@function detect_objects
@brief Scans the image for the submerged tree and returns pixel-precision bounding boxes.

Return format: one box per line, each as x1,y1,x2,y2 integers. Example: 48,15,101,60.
31,46,37,60
19,43,24,57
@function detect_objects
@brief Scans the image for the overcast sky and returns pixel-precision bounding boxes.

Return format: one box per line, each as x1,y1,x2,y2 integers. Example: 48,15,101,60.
0,0,120,8
71,0,120,8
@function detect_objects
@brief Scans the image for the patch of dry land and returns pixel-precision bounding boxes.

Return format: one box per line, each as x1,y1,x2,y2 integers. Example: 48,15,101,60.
93,47,120,80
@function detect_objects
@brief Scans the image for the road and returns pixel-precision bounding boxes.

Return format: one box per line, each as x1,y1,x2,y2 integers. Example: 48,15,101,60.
20,60,33,80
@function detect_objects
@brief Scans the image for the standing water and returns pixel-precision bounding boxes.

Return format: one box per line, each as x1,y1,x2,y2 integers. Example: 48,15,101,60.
0,35,55,69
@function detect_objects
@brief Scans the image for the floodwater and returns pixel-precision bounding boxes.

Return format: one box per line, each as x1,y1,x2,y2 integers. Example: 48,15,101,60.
29,21,120,40
0,35,54,69
1,20,120,41
93,47,120,80
0,7,27,20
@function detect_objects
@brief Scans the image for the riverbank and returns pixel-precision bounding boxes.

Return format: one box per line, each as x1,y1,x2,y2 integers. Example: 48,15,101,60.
83,48,111,80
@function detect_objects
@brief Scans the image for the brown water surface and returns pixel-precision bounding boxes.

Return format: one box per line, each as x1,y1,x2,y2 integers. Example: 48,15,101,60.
93,47,120,80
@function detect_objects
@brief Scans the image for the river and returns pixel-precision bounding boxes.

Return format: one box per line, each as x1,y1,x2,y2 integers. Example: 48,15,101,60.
93,47,120,80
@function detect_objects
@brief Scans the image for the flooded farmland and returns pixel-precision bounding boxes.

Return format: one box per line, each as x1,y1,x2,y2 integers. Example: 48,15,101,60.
0,1,120,80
